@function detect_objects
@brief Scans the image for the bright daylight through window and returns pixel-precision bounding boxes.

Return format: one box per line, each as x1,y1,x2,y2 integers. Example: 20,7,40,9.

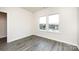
39,16,46,30
48,14,59,32
39,14,59,32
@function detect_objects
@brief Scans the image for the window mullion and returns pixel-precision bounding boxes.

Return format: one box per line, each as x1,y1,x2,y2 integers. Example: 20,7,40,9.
46,16,49,31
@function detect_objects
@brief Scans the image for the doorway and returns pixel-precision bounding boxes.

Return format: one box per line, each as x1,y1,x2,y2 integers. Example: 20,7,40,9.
0,12,7,44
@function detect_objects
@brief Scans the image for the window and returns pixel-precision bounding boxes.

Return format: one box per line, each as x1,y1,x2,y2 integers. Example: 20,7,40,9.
39,16,46,30
39,14,59,32
48,14,59,32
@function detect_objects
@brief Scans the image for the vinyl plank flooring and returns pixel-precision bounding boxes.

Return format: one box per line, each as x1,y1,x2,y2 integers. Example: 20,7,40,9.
0,35,78,51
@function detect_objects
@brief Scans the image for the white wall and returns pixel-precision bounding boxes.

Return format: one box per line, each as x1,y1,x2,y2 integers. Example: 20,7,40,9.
0,7,78,46
77,8,79,48
33,7,78,46
0,7,33,42
0,13,7,38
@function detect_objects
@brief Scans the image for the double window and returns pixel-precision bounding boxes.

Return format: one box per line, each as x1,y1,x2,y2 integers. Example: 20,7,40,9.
39,14,59,32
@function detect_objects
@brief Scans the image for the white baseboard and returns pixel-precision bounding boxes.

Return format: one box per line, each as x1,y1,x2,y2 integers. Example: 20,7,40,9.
7,34,32,43
0,36,7,38
7,34,78,48
34,34,78,47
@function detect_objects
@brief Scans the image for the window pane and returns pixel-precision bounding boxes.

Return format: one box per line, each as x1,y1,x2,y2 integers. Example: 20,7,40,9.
48,14,59,32
39,16,46,24
39,16,46,30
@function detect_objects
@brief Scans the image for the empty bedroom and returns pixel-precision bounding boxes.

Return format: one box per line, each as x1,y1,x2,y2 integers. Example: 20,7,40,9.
0,7,79,51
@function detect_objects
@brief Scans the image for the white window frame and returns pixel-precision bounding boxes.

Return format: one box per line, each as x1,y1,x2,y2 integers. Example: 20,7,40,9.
38,14,60,33
47,14,59,32
38,16,47,32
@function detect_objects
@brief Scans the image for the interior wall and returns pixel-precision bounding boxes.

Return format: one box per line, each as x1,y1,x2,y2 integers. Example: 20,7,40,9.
0,7,78,46
0,7,33,42
33,7,78,46
77,8,79,48
0,12,7,38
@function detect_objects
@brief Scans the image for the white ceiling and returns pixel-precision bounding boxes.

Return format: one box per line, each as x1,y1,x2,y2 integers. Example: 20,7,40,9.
22,7,48,13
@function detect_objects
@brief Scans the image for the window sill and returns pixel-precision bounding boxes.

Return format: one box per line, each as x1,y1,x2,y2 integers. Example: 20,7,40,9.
39,30,60,34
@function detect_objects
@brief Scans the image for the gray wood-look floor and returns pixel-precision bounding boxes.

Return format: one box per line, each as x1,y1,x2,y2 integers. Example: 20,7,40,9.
0,35,78,51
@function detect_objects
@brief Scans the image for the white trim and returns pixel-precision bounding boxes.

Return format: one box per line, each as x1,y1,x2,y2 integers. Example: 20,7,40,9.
7,34,32,43
38,16,47,31
38,14,60,33
46,15,49,31
34,34,78,47
0,36,7,38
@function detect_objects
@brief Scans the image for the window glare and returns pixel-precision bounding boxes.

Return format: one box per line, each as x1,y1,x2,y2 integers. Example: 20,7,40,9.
48,14,59,24
39,17,46,24
39,14,59,32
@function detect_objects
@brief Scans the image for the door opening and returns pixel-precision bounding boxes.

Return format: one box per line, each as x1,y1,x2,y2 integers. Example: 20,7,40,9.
0,12,7,44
